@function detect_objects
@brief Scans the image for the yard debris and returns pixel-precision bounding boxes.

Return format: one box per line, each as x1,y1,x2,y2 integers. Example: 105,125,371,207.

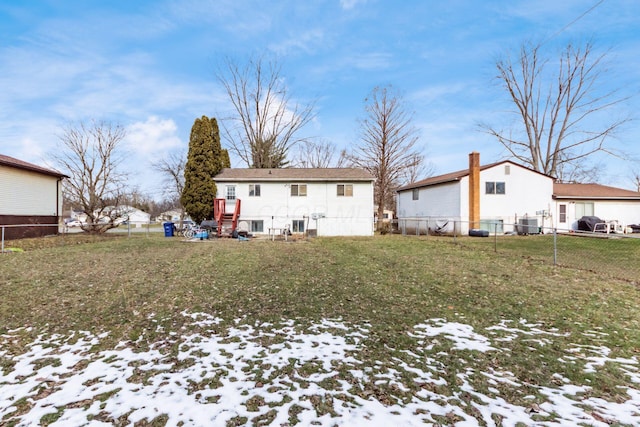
525,403,541,413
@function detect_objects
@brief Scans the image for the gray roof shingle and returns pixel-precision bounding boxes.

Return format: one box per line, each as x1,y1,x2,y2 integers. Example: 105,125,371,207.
215,168,374,182
553,183,640,200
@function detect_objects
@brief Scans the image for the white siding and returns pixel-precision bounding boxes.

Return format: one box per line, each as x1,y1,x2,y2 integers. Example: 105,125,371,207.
397,163,555,234
0,166,61,216
220,180,374,236
556,200,640,231
397,181,461,218
479,163,553,230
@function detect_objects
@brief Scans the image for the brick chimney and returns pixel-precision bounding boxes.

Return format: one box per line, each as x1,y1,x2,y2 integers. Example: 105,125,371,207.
469,152,480,229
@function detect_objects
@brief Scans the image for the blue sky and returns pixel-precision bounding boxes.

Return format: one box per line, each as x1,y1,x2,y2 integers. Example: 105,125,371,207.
1,0,639,198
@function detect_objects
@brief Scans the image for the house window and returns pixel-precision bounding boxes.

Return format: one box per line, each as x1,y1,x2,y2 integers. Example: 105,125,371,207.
337,184,353,197
559,204,567,223
249,184,261,197
575,202,594,219
291,184,307,197
292,219,305,232
412,189,419,200
486,182,506,194
226,185,236,201
251,220,263,233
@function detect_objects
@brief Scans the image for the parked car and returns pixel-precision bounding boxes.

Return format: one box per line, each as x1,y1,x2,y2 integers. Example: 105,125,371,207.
66,219,83,227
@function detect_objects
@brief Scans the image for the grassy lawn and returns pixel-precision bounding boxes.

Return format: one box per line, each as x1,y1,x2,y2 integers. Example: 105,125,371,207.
1,233,639,425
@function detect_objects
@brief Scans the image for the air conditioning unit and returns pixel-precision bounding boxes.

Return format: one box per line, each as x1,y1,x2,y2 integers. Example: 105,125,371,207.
517,218,539,235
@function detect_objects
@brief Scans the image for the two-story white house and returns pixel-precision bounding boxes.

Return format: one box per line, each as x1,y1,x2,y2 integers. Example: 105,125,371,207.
396,152,640,235
213,168,375,237
396,152,554,235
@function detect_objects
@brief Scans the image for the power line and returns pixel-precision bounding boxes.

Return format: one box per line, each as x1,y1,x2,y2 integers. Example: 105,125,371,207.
540,0,605,46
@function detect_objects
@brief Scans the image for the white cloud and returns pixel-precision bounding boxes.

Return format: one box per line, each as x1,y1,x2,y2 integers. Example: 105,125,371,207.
125,116,183,155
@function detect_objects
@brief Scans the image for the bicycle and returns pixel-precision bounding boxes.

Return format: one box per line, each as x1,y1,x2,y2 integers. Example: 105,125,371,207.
183,223,209,239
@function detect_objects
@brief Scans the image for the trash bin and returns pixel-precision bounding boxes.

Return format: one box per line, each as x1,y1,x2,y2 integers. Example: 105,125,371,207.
163,222,174,237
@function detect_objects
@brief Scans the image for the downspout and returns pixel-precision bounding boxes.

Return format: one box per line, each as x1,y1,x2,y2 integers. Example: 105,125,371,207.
57,177,62,231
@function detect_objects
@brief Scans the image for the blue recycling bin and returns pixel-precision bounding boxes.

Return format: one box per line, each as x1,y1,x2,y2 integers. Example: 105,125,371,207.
163,222,174,237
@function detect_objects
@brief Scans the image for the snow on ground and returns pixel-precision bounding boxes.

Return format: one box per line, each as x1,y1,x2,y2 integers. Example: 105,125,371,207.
1,313,639,426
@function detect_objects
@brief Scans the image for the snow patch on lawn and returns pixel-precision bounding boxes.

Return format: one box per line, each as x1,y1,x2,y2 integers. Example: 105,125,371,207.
1,313,639,426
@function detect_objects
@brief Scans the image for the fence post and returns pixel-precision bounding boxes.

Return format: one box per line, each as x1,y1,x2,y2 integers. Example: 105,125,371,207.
1,226,4,254
494,222,497,252
426,218,429,239
553,228,557,266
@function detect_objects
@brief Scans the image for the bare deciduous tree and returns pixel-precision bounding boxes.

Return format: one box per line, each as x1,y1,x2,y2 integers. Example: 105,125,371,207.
484,41,629,180
216,55,315,168
630,167,640,192
293,140,348,168
151,150,186,222
400,153,434,186
53,120,128,233
347,85,424,229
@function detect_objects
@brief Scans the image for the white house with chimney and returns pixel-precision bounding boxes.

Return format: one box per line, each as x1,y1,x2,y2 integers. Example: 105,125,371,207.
396,152,640,234
396,153,554,234
213,168,375,237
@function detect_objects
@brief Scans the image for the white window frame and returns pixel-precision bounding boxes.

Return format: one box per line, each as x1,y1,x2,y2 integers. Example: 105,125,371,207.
575,202,594,219
337,184,353,197
226,185,236,201
291,184,307,197
249,184,261,197
486,181,506,195
292,219,305,232
559,204,567,223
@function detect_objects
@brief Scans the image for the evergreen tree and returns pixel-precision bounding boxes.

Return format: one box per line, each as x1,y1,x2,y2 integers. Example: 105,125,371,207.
181,116,229,224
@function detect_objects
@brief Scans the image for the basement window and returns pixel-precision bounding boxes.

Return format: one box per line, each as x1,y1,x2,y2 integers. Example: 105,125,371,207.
251,220,264,232
485,181,505,195
292,219,305,232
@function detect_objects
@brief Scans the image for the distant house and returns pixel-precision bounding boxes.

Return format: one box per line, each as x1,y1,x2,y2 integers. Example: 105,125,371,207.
117,206,151,228
213,168,375,237
374,206,394,223
553,183,640,231
0,154,68,239
396,152,640,234
158,209,187,223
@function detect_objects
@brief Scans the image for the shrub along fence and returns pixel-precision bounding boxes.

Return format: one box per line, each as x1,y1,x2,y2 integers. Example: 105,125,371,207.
397,218,640,283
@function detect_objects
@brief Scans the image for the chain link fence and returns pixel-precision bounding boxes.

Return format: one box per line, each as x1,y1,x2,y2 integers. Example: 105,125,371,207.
1,222,161,254
397,218,640,283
